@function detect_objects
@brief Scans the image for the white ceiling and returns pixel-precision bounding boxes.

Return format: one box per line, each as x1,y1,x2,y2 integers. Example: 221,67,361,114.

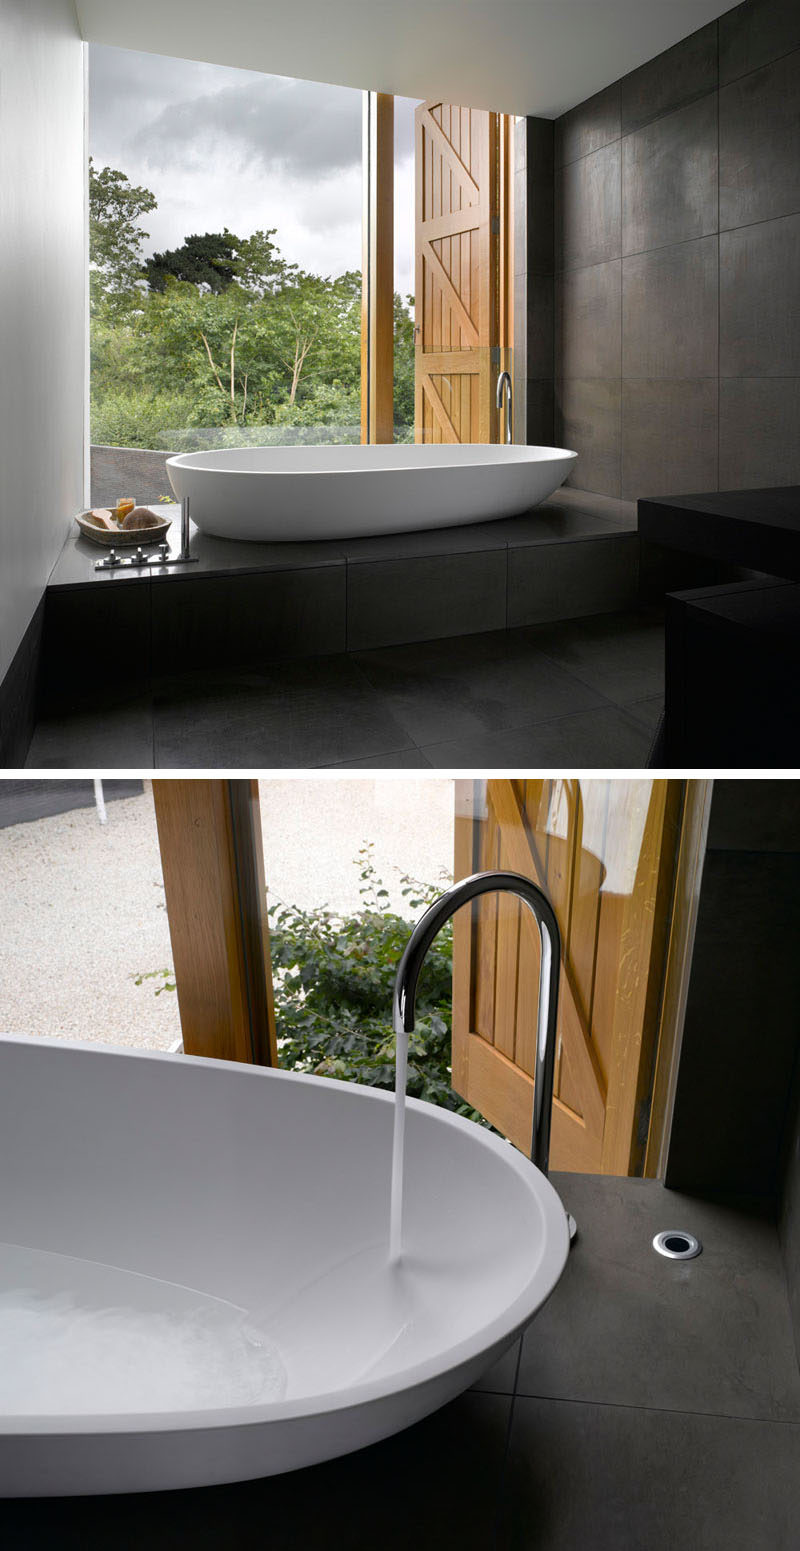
74,0,733,118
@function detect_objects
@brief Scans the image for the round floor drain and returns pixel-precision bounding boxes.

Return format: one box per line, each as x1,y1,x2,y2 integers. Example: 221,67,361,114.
652,1230,702,1260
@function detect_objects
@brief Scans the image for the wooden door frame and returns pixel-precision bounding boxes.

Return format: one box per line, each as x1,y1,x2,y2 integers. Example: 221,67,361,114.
153,779,277,1065
361,91,394,444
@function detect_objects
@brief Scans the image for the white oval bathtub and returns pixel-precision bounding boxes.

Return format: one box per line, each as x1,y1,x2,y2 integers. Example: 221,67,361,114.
166,443,578,542
0,1035,569,1496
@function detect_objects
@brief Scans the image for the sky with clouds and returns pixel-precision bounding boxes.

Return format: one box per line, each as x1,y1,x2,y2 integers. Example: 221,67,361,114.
89,44,417,299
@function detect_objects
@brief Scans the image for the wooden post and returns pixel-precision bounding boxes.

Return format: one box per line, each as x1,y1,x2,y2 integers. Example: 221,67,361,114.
153,779,277,1066
361,91,394,444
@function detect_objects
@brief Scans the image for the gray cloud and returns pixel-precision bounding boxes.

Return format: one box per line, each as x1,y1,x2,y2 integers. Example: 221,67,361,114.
132,73,362,177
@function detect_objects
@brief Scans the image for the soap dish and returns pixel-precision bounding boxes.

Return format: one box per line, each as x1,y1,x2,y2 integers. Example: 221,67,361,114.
76,511,172,547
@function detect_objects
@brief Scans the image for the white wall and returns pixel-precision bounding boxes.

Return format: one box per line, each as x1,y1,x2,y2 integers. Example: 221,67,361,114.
0,0,85,685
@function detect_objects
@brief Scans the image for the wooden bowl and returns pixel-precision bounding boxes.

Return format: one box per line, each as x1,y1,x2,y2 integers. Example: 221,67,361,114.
76,511,172,547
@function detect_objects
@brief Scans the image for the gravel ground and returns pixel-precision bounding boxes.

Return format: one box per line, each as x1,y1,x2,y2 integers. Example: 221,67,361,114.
0,779,453,1050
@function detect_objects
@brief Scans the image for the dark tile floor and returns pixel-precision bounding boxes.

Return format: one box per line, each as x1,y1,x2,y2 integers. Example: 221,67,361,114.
26,609,664,770
4,1175,797,1549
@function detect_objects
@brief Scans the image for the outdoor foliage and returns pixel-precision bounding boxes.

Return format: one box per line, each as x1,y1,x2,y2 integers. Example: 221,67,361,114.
90,164,415,448
268,847,488,1125
136,847,487,1126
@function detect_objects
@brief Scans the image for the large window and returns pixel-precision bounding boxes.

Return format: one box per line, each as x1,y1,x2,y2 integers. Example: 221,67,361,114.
88,46,364,463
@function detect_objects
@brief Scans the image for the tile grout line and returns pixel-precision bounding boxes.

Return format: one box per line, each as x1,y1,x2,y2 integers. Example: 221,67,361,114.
557,205,800,281
491,1336,525,1551
510,1387,800,1428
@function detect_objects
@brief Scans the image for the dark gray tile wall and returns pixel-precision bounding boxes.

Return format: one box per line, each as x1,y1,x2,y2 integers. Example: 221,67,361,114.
666,780,800,1207
780,1059,800,1365
515,119,555,446
546,0,800,501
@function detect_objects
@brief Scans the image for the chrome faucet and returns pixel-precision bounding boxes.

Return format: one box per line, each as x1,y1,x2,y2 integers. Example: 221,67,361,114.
496,370,513,445
393,871,575,1242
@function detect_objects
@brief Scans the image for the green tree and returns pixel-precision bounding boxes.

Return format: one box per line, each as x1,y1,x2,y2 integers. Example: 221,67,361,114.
89,159,157,316
89,162,417,448
144,231,240,293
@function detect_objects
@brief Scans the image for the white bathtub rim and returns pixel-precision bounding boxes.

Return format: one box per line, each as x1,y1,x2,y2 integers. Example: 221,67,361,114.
166,444,578,479
0,1033,570,1437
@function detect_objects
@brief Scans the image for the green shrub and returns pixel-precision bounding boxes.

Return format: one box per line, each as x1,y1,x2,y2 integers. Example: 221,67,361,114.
137,846,487,1124
91,387,201,450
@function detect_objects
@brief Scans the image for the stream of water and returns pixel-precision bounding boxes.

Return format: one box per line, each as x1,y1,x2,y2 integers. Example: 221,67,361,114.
389,1025,408,1264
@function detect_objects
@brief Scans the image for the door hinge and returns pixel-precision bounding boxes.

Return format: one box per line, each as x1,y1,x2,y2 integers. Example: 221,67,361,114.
490,215,500,236
490,346,501,368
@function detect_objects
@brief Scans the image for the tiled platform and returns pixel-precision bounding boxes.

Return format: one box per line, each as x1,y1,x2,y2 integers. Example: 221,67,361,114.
24,488,653,769
26,609,664,769
43,491,638,672
5,1175,797,1549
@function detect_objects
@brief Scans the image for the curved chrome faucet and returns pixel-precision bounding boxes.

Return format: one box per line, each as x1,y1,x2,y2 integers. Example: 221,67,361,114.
496,370,513,445
394,869,562,1178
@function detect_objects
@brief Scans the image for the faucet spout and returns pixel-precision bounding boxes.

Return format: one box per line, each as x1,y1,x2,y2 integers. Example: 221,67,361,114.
393,869,560,1175
495,370,513,445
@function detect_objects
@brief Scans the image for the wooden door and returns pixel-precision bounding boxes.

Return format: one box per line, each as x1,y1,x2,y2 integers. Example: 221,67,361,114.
414,103,510,444
452,779,682,1174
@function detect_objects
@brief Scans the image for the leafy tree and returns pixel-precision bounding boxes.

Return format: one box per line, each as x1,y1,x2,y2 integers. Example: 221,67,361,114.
89,159,156,316
144,231,240,293
229,229,296,300
89,162,419,447
394,292,415,437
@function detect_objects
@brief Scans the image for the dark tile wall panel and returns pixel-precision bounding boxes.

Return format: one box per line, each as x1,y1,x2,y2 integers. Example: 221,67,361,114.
546,0,800,505
526,379,555,446
622,95,718,256
524,119,555,276
621,380,718,500
555,81,621,167
151,567,346,670
719,378,800,487
515,118,555,451
622,237,718,379
666,843,800,1201
719,0,800,85
620,19,718,134
719,50,800,229
556,142,621,271
719,214,800,378
42,584,151,713
507,534,638,626
556,379,621,496
346,550,507,652
526,275,554,378
780,1060,800,1365
556,261,621,379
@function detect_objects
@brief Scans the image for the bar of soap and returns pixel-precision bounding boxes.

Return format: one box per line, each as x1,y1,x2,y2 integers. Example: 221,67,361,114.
122,506,159,529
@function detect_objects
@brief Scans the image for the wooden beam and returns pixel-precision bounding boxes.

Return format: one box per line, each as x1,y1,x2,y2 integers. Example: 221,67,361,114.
153,780,277,1066
361,91,394,444
643,781,712,1178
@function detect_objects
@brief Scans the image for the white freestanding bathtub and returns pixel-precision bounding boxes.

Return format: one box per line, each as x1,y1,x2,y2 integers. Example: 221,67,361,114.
166,443,578,542
0,1035,569,1497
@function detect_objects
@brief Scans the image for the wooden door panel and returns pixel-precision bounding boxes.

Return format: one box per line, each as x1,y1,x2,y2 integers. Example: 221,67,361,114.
415,100,503,444
452,779,680,1175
